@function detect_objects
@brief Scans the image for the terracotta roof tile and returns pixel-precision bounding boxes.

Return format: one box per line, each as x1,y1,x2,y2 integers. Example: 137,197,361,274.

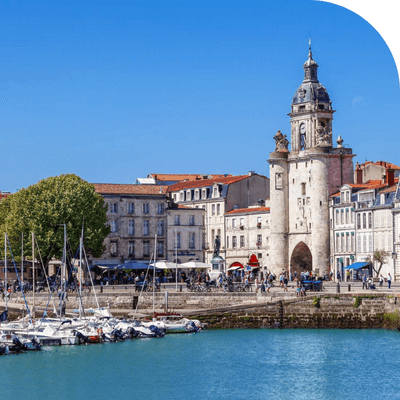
330,180,396,197
93,183,168,195
360,161,400,170
150,173,230,182
167,174,258,192
225,207,270,215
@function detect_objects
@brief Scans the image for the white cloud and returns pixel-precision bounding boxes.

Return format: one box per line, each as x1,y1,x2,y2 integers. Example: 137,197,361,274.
352,96,364,107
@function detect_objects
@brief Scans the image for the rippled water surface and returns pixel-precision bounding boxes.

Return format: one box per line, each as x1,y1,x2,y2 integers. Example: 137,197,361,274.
2,329,400,400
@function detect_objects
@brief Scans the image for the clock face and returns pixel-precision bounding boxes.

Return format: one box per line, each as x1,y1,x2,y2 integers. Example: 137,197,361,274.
300,123,306,134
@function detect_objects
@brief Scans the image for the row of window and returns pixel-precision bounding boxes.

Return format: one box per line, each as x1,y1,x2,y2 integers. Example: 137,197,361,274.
226,235,268,248
109,202,164,215
335,208,392,230
160,232,196,250
335,232,393,253
335,232,355,253
110,240,164,258
110,220,164,236
174,215,196,226
226,217,268,229
335,208,355,226
175,186,221,202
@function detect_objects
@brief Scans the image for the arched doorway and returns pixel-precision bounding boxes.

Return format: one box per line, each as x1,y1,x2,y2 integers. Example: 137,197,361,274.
290,242,312,275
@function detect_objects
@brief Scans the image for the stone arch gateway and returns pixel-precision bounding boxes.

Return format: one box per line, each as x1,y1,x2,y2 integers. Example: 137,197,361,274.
290,241,312,275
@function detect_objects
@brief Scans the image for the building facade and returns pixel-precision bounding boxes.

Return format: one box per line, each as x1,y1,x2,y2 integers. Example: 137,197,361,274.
329,173,399,281
166,205,205,264
168,173,270,265
92,184,168,267
225,205,271,276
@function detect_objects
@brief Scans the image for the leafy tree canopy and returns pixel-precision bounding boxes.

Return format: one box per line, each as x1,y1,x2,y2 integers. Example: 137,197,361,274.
0,174,110,266
366,249,390,276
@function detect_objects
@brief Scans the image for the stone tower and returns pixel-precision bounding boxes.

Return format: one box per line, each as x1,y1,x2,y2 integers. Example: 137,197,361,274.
268,44,355,277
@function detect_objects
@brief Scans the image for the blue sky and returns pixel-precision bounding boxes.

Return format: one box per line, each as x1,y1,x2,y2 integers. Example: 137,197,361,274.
0,0,399,192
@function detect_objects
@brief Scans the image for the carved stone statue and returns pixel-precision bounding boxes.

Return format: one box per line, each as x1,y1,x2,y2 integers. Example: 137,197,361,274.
315,123,332,147
213,235,220,257
273,130,289,151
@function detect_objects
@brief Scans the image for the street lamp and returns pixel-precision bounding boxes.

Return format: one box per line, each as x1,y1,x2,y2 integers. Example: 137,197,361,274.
392,252,397,282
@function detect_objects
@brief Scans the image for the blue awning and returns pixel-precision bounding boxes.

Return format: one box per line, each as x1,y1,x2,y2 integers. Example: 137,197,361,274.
343,262,370,270
117,261,157,270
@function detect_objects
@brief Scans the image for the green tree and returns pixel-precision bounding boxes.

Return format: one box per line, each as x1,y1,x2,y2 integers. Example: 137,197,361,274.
366,249,390,277
0,174,110,267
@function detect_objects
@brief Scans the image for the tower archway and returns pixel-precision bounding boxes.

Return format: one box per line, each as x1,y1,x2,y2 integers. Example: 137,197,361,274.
290,242,312,275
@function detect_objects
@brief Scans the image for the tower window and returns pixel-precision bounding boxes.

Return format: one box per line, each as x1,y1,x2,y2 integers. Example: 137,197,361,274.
299,105,305,110
301,183,306,196
318,105,324,110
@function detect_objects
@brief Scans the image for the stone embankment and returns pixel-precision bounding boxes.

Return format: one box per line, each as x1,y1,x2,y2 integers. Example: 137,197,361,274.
3,289,400,330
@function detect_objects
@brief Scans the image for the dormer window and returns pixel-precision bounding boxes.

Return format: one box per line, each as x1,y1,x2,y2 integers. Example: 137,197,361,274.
195,190,200,200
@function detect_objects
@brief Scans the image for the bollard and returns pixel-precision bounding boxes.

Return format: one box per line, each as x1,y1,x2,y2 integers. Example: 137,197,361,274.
165,291,168,312
348,284,351,292
336,282,340,293
100,285,103,293
132,295,138,309
180,285,182,292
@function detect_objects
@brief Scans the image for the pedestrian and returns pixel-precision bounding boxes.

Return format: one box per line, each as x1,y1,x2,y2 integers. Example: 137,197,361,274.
379,274,384,287
362,274,367,290
255,277,260,293
346,270,350,282
283,275,288,292
266,279,271,293
387,273,392,289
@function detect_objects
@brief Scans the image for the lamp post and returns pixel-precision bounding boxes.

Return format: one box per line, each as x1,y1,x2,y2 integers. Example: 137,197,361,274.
392,252,397,282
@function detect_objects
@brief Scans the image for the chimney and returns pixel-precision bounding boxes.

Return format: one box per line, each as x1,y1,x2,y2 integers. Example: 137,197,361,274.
355,162,363,184
386,168,395,186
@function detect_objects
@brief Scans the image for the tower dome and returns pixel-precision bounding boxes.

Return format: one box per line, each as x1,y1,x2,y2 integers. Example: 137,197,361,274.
292,43,331,106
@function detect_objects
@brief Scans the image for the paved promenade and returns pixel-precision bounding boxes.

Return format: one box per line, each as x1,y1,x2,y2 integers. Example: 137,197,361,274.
2,280,399,319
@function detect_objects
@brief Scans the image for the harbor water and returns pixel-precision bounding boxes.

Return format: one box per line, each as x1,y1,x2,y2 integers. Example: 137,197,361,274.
2,329,400,400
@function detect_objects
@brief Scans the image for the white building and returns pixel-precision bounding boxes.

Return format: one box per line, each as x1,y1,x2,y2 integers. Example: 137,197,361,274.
225,205,270,276
167,172,270,266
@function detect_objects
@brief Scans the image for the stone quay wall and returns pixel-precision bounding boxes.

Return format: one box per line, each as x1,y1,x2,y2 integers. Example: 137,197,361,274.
5,291,400,330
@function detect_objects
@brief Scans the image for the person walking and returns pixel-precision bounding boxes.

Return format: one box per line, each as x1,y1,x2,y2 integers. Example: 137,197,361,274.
379,274,384,287
387,273,392,289
255,277,260,293
362,274,367,290
283,275,288,292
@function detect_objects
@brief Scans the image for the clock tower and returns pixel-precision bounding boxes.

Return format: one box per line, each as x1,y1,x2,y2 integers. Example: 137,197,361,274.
289,42,334,151
268,43,355,278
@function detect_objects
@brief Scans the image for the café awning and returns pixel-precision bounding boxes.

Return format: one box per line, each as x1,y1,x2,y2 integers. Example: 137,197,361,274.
343,262,370,270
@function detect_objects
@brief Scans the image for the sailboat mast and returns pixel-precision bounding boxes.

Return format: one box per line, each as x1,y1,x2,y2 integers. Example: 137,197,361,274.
79,232,83,318
175,228,178,292
153,234,157,316
5,233,7,311
59,224,66,318
21,232,24,284
32,232,35,319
